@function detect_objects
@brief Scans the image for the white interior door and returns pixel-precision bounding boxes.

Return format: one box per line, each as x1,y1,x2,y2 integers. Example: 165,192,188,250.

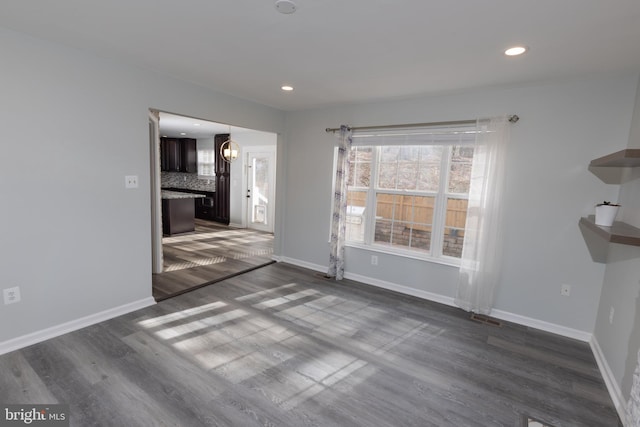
247,151,275,233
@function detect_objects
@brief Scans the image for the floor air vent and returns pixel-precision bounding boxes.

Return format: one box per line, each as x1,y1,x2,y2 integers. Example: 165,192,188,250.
521,414,555,427
470,313,502,327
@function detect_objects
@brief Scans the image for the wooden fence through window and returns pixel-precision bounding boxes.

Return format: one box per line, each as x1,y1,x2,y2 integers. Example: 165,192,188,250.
347,191,468,233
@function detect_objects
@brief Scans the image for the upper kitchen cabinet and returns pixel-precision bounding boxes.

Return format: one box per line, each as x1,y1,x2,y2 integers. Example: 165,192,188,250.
161,137,180,171
180,138,197,173
160,137,197,172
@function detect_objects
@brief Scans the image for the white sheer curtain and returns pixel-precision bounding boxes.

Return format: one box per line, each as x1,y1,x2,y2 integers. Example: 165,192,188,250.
327,125,352,280
455,116,511,314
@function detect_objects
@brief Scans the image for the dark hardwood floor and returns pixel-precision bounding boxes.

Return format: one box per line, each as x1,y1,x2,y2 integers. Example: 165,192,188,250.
153,219,274,300
1,263,620,426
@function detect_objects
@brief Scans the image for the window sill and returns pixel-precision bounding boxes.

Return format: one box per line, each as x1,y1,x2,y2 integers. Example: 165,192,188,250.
344,242,461,268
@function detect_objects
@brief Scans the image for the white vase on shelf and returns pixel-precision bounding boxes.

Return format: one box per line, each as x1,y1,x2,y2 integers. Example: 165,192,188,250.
595,202,620,226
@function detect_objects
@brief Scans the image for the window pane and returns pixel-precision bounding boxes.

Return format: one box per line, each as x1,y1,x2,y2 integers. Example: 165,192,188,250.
374,194,434,252
197,149,216,176
378,145,443,192
443,198,468,258
417,146,443,192
346,190,367,242
348,146,372,188
448,145,474,193
377,146,399,189
397,146,420,190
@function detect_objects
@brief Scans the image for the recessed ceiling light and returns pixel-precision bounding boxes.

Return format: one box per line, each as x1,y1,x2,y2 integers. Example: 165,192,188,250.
275,0,297,14
281,85,294,91
193,123,201,126
504,46,528,56
180,132,187,135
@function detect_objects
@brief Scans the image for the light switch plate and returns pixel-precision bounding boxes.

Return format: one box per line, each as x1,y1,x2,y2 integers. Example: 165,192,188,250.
125,175,139,189
3,286,21,305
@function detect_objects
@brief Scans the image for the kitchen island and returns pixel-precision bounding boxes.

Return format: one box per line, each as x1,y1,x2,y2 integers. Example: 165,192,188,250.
161,190,205,235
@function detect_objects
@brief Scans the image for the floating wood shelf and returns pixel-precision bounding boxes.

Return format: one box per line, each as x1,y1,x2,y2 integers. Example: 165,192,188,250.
589,149,640,167
579,216,640,246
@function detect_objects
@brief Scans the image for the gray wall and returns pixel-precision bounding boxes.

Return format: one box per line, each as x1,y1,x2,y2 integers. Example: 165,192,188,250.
281,73,638,334
593,75,640,411
0,26,284,343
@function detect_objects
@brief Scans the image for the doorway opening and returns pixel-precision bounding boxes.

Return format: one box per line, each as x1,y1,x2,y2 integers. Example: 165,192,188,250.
149,110,278,300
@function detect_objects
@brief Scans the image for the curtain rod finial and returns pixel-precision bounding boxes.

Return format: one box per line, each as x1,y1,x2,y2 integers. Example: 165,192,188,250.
508,115,519,123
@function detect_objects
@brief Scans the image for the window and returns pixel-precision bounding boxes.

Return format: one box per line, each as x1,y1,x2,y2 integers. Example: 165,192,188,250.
197,149,216,177
342,126,476,263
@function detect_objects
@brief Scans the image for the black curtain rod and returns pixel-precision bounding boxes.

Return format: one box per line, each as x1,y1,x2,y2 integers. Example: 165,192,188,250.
325,115,519,133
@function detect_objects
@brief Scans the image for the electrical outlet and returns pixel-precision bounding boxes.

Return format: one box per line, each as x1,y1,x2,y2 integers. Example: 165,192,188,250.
125,175,139,189
609,306,615,325
561,284,571,297
371,255,378,266
3,286,21,305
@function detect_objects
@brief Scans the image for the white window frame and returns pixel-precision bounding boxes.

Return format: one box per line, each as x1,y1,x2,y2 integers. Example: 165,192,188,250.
342,127,476,266
197,148,216,178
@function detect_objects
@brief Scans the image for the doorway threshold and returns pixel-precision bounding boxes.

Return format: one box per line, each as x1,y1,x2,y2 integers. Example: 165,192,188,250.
154,260,276,302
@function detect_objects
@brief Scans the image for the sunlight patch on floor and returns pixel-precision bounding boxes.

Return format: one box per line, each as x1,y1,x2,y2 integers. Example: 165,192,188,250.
163,256,228,272
252,289,320,310
162,229,265,244
235,283,299,302
153,308,249,340
137,301,227,328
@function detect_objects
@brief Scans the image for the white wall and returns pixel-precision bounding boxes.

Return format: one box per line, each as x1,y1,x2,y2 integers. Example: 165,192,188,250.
196,137,216,155
281,73,638,335
0,27,284,345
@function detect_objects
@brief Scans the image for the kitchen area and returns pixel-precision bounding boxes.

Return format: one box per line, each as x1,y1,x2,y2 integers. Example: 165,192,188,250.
160,133,230,236
151,111,278,300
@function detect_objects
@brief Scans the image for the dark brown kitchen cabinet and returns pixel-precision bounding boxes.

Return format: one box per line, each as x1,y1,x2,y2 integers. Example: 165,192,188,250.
161,138,180,171
194,192,216,221
213,134,231,224
180,138,197,173
162,198,196,235
160,137,197,172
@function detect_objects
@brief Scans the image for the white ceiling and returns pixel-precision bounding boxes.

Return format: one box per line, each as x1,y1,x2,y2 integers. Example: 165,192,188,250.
2,1,640,111
157,112,270,139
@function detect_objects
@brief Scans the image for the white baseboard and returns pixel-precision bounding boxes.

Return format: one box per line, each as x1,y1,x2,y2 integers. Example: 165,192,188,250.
278,257,327,273
591,336,628,426
0,297,156,356
343,270,458,308
490,309,592,342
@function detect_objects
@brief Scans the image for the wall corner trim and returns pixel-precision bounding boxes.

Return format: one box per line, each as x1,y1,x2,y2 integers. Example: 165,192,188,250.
591,336,628,426
0,297,156,356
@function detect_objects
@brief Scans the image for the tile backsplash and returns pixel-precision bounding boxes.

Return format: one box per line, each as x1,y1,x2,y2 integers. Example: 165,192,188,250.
161,172,216,192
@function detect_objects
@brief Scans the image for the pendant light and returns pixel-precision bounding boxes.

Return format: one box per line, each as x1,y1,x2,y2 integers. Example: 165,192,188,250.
220,127,240,163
